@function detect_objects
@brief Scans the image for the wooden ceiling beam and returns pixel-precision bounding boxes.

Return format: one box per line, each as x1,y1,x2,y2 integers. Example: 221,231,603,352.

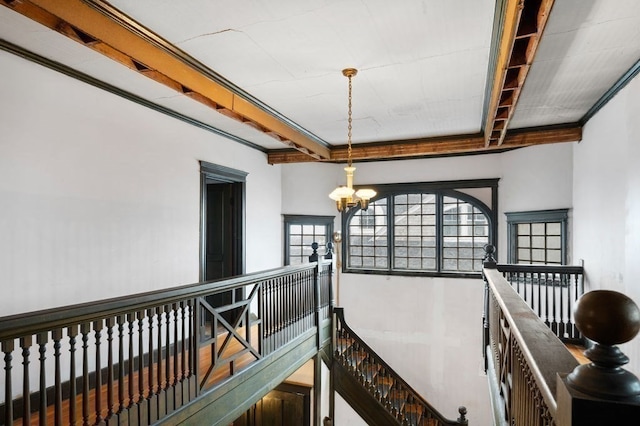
484,0,556,148
1,0,330,160
267,125,582,164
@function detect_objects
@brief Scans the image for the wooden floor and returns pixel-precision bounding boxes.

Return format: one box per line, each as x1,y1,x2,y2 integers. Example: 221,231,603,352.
12,325,261,426
566,343,589,364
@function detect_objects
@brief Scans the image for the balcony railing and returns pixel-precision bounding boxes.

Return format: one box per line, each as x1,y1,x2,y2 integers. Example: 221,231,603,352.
495,263,584,343
0,260,332,426
482,247,640,425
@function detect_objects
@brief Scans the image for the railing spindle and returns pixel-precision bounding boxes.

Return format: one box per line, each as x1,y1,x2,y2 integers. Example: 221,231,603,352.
80,324,90,426
3,340,14,426
94,319,103,425
117,315,125,416
52,329,63,426
36,332,47,426
68,325,78,426
136,312,145,416
127,313,135,413
106,317,115,421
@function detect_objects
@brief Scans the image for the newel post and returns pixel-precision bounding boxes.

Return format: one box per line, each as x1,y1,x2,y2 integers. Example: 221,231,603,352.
481,244,497,371
556,290,640,425
310,243,322,341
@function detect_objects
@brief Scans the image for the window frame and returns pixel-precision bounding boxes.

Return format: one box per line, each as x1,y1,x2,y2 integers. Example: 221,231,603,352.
283,215,334,265
506,209,569,265
341,179,498,278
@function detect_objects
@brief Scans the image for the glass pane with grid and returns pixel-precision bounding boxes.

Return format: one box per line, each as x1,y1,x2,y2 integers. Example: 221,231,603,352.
288,223,328,265
515,221,562,265
348,198,388,269
393,193,437,271
442,196,489,272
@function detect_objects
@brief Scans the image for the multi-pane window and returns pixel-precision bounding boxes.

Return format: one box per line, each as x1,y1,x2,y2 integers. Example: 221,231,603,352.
349,198,388,269
506,209,568,265
344,180,497,277
284,215,334,265
442,197,489,272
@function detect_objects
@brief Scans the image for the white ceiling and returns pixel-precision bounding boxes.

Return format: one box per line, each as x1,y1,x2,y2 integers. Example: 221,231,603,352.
1,0,639,154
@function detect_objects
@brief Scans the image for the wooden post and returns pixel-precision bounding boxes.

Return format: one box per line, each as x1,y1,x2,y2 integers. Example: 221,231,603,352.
482,244,497,371
324,242,333,260
556,290,640,425
309,242,320,263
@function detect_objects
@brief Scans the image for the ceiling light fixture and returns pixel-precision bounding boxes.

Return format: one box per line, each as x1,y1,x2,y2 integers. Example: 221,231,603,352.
329,68,376,212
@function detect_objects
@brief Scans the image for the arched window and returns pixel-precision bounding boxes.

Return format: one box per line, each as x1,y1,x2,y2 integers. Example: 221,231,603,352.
344,179,497,277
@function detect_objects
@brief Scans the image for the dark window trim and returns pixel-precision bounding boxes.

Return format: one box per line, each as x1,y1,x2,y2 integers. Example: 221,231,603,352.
283,215,335,265
505,208,569,264
341,178,499,278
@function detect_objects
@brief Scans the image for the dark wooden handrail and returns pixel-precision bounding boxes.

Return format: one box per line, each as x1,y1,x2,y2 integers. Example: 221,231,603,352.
483,267,578,424
0,263,319,341
495,263,583,274
334,308,468,425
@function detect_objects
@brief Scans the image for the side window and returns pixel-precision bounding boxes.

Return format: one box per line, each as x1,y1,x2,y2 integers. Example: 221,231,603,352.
283,215,334,265
506,209,568,265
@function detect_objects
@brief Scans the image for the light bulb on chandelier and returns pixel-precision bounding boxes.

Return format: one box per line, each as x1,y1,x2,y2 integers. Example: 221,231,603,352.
329,68,376,212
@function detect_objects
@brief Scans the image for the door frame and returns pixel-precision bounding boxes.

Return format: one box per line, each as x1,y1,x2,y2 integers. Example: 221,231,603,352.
199,161,247,281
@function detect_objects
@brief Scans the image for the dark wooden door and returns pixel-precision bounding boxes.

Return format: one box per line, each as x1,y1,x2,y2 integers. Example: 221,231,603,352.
206,182,234,281
205,181,242,322
233,385,311,426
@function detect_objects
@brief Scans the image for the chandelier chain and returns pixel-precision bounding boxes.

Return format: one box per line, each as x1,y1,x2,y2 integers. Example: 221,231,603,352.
347,73,353,168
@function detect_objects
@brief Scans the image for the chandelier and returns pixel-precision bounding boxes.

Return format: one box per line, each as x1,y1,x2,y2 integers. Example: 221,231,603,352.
329,68,376,212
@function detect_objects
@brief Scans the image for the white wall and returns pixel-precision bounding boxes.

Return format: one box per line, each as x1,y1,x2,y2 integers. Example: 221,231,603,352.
573,73,640,374
0,50,283,315
281,143,575,425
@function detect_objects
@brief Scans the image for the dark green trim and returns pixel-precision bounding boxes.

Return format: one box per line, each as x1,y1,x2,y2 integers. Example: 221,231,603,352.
505,208,569,264
200,161,248,183
82,0,330,150
0,38,267,152
580,58,640,125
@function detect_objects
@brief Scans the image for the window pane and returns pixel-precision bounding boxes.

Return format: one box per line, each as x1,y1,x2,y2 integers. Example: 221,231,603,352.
348,198,388,270
547,222,561,235
532,236,545,248
532,249,545,262
547,236,561,249
547,250,562,263
518,236,530,248
532,223,545,235
518,223,530,235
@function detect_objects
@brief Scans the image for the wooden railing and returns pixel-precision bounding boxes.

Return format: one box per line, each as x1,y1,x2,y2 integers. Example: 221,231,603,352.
483,265,578,425
483,254,640,425
334,308,468,426
496,263,584,343
0,260,332,426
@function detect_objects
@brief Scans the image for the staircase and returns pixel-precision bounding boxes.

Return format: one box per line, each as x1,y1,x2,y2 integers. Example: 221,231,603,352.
333,308,468,426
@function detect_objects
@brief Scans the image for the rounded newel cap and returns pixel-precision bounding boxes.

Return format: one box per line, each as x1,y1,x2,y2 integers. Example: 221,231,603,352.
574,290,640,346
